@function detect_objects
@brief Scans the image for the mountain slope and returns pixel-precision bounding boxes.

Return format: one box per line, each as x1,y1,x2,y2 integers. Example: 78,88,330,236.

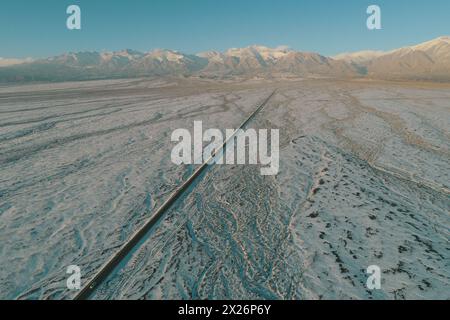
334,36,450,81
366,37,450,80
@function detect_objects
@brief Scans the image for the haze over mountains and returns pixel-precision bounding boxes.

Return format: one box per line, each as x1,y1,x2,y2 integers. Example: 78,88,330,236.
0,36,449,82
0,57,33,68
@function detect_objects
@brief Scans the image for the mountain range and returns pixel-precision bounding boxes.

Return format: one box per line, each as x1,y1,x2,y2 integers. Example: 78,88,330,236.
1,36,449,82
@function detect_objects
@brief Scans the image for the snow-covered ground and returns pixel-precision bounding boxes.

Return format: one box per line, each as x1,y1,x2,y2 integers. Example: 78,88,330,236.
0,78,448,299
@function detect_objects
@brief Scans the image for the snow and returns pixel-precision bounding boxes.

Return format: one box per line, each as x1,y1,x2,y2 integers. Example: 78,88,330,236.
226,46,291,63
0,78,449,300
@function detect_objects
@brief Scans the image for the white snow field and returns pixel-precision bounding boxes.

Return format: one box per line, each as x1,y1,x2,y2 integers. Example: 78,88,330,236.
0,78,449,299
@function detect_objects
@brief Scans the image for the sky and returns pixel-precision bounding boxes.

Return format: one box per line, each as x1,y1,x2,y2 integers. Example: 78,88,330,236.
1,0,449,58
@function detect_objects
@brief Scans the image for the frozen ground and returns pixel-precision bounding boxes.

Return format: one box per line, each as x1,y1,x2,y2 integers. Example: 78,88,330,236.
0,78,449,299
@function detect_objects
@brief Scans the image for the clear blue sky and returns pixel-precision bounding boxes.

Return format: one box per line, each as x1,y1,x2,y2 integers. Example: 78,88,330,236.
1,0,449,58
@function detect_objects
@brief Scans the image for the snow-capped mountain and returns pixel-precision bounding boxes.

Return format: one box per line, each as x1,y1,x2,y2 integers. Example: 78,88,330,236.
137,49,208,74
408,36,450,61
0,45,357,81
334,36,450,80
199,45,357,76
1,37,449,82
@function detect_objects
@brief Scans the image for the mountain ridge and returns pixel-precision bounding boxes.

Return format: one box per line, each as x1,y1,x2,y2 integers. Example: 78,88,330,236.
1,36,449,82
